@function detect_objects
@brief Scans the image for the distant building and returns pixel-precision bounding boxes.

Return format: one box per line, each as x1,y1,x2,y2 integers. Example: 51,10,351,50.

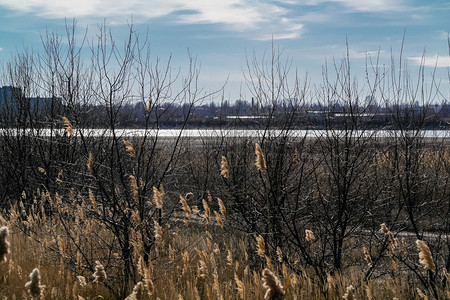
0,86,22,106
0,85,63,116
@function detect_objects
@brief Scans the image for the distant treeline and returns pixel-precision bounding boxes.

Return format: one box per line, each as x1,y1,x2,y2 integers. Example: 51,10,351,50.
1,86,450,129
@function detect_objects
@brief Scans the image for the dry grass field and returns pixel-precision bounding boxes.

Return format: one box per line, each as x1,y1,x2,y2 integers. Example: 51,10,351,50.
0,185,449,299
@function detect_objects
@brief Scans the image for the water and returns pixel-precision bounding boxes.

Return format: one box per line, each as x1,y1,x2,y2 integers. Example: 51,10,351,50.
1,128,449,139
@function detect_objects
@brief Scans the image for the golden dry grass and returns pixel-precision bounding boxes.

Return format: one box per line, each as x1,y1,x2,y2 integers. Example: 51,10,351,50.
0,190,449,299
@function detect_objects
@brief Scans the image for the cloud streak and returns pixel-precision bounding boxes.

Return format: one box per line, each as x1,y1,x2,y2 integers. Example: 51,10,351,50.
0,0,304,40
0,0,418,42
301,0,408,12
409,55,450,68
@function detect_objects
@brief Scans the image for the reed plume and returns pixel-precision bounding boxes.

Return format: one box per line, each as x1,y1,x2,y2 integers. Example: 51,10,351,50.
305,229,316,243
220,156,230,178
342,284,355,300
276,246,283,262
180,195,192,220
214,211,224,229
25,268,43,298
198,260,209,279
256,235,266,258
76,275,87,287
146,96,153,112
0,226,10,262
125,281,146,300
154,220,163,246
213,271,221,297
153,185,165,209
202,199,211,224
87,152,94,174
380,223,389,234
417,288,428,300
144,262,154,296
207,190,213,202
61,116,73,136
255,143,267,171
89,189,98,211
124,140,137,157
218,198,226,219
262,268,284,300
226,249,233,266
234,272,245,299
130,175,139,202
416,240,436,272
363,246,372,267
93,260,107,283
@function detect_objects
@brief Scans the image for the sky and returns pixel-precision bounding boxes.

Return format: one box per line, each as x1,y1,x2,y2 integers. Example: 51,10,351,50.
0,0,449,102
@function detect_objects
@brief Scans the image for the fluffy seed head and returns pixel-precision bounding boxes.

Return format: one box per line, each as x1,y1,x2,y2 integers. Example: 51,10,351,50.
0,226,10,262
218,198,226,219
89,189,98,211
146,96,153,112
124,140,136,157
62,116,73,136
153,185,165,209
416,240,436,272
125,281,147,300
276,247,283,263
93,260,107,283
255,143,267,171
25,268,43,298
87,152,94,174
154,220,163,246
256,235,266,258
363,246,372,267
202,199,211,224
380,223,389,234
77,275,87,287
235,272,245,299
343,285,355,300
180,196,192,220
214,211,224,229
130,175,139,202
220,156,230,178
305,229,316,243
262,268,284,300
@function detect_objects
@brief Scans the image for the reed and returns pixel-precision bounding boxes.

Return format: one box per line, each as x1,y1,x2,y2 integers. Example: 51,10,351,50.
262,268,284,300
221,156,230,178
124,140,137,157
255,143,267,171
25,268,43,298
416,240,436,272
93,260,107,283
61,116,73,136
0,226,9,262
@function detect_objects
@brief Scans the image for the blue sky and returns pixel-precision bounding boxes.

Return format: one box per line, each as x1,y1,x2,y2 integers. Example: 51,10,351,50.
0,0,449,102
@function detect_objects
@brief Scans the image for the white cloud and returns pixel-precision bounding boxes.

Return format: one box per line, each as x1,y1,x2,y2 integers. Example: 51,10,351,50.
437,31,449,40
0,47,3,51
302,0,407,12
0,0,181,19
409,55,450,68
348,49,385,59
0,0,303,40
255,23,303,41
